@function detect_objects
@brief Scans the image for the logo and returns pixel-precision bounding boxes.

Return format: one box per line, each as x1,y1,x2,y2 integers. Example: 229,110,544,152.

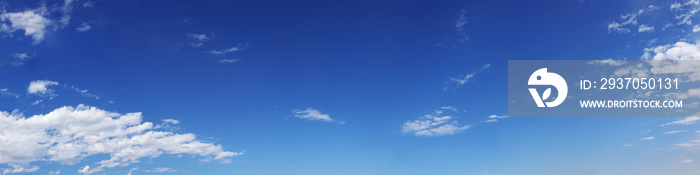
528,68,567,107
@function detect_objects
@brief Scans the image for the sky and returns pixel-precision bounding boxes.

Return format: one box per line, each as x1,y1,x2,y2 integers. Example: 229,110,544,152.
0,0,700,174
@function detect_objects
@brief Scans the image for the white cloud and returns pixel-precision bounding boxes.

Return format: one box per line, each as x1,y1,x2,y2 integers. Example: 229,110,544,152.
0,88,19,98
11,53,32,66
187,33,210,47
49,169,60,175
449,64,490,88
208,47,240,55
484,114,507,123
27,80,59,96
162,119,179,124
680,159,693,163
292,108,337,123
76,23,91,32
661,113,700,126
642,136,655,140
146,167,175,173
642,42,700,60
0,105,241,174
678,139,700,148
59,0,74,26
608,8,644,33
402,108,469,136
638,24,654,32
456,10,467,29
450,74,474,86
589,59,626,66
219,59,240,63
78,165,89,174
623,143,632,147
14,53,29,60
663,130,688,134
31,99,43,105
68,85,100,100
670,0,700,25
0,6,52,44
440,106,457,112
126,168,137,175
456,9,468,42
3,165,38,174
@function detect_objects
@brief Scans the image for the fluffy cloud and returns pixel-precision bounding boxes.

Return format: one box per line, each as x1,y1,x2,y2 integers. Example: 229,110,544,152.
640,42,700,81
0,6,52,44
0,105,241,174
642,136,655,140
292,108,338,123
643,42,700,60
402,107,469,136
27,80,59,96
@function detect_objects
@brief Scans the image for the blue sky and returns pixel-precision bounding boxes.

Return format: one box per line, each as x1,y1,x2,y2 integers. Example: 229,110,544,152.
0,0,700,174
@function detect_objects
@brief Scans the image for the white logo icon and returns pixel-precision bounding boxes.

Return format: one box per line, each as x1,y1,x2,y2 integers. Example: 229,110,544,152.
528,68,567,107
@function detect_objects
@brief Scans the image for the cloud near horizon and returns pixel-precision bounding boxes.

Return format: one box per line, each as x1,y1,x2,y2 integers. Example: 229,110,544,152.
0,104,241,174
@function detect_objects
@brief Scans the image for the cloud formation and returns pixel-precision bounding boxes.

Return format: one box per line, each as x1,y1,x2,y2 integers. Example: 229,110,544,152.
608,5,658,33
0,105,241,174
0,6,52,44
484,114,508,123
292,108,338,123
661,113,700,126
208,46,240,55
76,23,91,32
448,64,490,88
402,107,469,136
27,80,59,96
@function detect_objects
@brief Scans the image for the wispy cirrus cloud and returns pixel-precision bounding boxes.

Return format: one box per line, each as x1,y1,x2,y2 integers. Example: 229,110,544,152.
661,113,700,126
448,64,490,88
663,130,688,134
484,114,507,123
608,5,658,33
292,108,342,123
208,46,241,55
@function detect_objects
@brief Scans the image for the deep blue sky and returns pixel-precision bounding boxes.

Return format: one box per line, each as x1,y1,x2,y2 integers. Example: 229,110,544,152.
0,0,699,174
